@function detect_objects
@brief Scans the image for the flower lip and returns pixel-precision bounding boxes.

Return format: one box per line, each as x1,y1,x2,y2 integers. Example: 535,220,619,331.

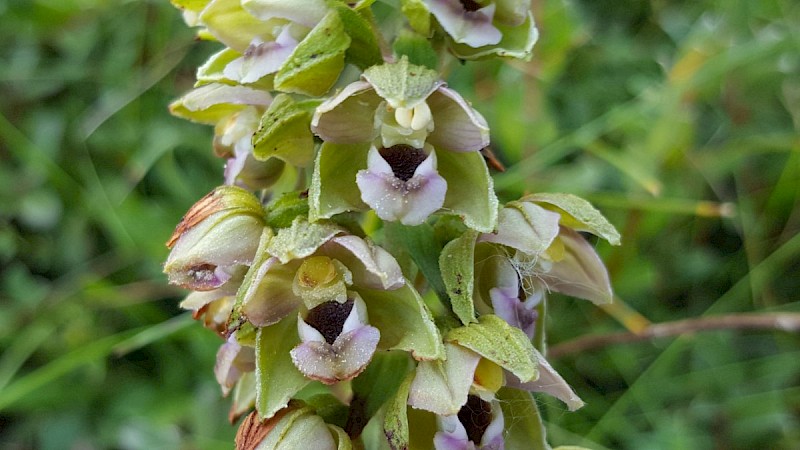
459,0,484,12
304,299,355,344
379,144,428,182
458,395,492,445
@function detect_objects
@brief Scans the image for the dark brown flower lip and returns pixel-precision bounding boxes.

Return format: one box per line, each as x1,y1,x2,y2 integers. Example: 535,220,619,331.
458,394,493,445
379,144,428,182
460,0,484,12
305,299,355,344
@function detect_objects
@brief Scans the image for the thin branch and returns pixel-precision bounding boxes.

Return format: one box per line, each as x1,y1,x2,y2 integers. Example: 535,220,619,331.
547,312,800,359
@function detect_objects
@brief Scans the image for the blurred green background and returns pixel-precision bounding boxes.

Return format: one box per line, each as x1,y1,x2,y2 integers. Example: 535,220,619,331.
1,0,798,448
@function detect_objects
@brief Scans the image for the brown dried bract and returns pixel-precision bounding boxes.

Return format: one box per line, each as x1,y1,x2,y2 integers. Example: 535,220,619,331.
166,190,224,248
234,406,292,450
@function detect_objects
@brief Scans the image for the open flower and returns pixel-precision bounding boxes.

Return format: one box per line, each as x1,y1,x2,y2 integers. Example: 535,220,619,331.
434,395,505,450
290,294,381,383
420,0,538,60
310,58,497,231
164,185,267,291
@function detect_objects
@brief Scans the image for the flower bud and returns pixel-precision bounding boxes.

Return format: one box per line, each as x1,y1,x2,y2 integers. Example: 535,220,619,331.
164,186,266,291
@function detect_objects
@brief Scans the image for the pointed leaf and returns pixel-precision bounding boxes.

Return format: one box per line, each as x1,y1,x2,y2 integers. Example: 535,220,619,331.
524,193,621,245
440,229,479,325
252,94,317,167
255,317,310,420
330,2,382,69
383,373,414,450
392,30,438,70
496,388,548,450
274,10,350,96
446,315,537,383
400,0,430,35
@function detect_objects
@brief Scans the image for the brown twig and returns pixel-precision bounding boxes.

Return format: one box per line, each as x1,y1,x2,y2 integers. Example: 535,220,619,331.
547,312,800,359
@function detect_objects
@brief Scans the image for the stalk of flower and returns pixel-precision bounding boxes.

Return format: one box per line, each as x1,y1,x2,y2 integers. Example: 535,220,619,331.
310,57,497,231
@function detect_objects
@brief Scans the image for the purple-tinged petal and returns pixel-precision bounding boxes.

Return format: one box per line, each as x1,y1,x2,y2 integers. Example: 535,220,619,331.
215,336,256,396
489,285,539,339
242,257,305,327
425,0,502,48
323,235,405,290
356,147,447,225
427,87,490,152
169,83,272,125
480,202,561,256
539,227,613,305
223,27,299,83
311,81,381,143
507,349,584,411
433,414,472,450
242,0,328,28
290,323,380,384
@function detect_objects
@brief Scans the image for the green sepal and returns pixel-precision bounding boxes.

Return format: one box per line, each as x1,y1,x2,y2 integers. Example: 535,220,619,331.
195,47,239,86
168,83,271,125
255,316,311,420
352,352,413,428
382,373,414,450
302,393,349,429
497,388,549,450
363,57,440,109
267,216,344,263
229,227,273,332
329,424,354,449
449,12,538,61
392,30,438,71
356,283,445,361
275,9,351,96
265,191,311,229
252,94,317,167
400,0,431,35
438,149,499,233
309,142,369,222
446,314,538,383
523,193,621,245
439,229,479,325
329,1,382,69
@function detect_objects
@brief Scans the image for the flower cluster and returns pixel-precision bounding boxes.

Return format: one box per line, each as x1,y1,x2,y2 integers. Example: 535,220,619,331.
163,1,617,449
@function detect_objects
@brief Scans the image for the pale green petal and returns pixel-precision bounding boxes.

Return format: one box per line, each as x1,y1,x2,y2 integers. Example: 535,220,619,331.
407,343,480,415
480,201,561,256
437,150,498,233
309,142,370,221
252,94,316,167
356,283,444,360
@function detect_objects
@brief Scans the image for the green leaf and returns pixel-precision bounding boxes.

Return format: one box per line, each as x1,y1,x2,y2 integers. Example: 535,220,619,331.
446,315,538,383
392,30,438,70
437,150,499,233
352,352,413,425
439,229,479,325
523,192,621,245
255,316,311,420
363,57,440,109
400,0,430,35
383,373,414,450
383,222,448,304
357,283,444,361
497,388,549,450
267,217,343,263
329,1,382,69
275,9,350,96
309,142,369,221
252,94,316,167
265,191,311,229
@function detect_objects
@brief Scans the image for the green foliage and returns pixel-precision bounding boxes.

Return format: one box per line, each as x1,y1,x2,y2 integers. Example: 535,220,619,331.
1,0,798,449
